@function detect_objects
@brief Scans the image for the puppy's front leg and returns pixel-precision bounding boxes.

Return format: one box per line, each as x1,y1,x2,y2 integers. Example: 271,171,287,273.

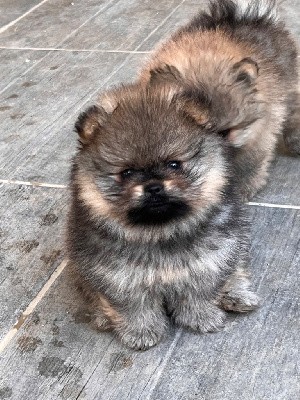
218,267,260,313
283,90,300,155
98,291,168,351
167,265,226,332
170,291,226,333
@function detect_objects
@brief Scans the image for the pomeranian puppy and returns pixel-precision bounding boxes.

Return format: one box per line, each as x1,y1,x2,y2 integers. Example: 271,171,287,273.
67,0,298,350
139,0,299,200
67,82,259,350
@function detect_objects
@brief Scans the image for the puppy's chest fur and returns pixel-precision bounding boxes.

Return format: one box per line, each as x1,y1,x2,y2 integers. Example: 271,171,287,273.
70,205,243,295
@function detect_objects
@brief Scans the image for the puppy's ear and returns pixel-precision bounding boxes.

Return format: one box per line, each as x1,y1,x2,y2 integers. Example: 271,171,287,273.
180,98,210,126
75,105,107,145
149,64,183,87
75,95,118,145
177,90,211,127
232,58,259,85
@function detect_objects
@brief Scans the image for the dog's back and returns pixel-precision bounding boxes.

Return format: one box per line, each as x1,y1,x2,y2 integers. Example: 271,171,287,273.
139,0,299,200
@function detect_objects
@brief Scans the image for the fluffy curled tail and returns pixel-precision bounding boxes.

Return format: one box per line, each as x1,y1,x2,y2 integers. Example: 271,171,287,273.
183,0,278,33
233,0,278,19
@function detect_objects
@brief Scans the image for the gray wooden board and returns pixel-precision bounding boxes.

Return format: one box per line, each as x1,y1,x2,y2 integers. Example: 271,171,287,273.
0,49,46,93
0,0,42,29
62,0,184,51
253,151,300,205
138,0,208,51
0,0,111,48
0,0,183,51
149,206,300,400
0,184,67,340
0,53,145,185
279,0,300,38
0,207,299,400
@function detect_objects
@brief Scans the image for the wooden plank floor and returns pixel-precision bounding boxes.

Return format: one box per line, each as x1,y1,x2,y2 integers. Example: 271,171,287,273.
0,1,299,399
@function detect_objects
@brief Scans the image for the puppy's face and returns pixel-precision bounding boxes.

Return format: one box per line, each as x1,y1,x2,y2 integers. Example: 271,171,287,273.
73,85,230,236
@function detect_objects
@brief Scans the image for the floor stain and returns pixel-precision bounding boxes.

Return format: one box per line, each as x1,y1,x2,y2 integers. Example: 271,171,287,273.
6,94,18,99
38,357,69,378
38,357,82,380
31,312,40,325
22,81,37,87
51,338,65,348
109,353,134,372
40,249,62,266
10,113,25,120
40,212,58,226
2,134,21,144
50,65,59,70
0,106,12,112
73,309,92,324
25,120,37,126
17,335,42,352
51,320,60,335
0,387,12,399
16,239,39,253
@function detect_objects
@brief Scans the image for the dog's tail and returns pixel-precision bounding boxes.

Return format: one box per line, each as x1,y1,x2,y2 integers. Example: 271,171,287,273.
232,0,278,19
183,0,278,33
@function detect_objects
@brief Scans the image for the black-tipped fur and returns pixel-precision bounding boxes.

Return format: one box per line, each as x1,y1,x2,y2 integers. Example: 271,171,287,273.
182,0,277,33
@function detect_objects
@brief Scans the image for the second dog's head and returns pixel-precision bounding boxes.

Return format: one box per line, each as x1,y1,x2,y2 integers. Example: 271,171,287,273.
72,82,234,241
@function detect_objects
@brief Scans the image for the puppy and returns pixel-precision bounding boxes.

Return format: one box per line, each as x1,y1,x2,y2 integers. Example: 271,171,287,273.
66,0,299,350
67,83,259,350
139,0,300,200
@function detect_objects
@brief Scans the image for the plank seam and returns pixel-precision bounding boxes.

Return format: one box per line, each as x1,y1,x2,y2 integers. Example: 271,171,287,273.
141,329,183,400
1,179,300,210
0,259,68,354
0,46,151,54
0,0,51,34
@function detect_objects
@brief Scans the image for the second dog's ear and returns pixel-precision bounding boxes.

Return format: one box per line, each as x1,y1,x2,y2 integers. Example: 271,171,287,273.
232,58,259,85
149,64,183,87
176,89,211,127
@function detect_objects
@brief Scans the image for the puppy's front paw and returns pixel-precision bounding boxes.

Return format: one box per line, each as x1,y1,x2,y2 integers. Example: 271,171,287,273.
173,303,226,333
220,289,260,313
94,313,112,331
118,328,163,351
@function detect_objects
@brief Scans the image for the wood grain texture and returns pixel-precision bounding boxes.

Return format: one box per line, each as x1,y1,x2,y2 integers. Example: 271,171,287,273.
138,0,208,51
0,52,145,184
148,207,300,400
0,184,67,340
0,49,46,93
0,207,299,400
0,0,110,48
253,151,300,205
0,0,184,51
0,0,42,29
62,0,184,51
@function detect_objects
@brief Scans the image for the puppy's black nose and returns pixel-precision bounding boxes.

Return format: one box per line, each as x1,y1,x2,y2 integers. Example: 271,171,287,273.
144,183,164,195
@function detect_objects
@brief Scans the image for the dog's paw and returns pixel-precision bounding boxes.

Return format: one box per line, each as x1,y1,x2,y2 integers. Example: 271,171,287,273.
119,328,163,351
173,303,226,333
94,313,111,331
220,289,260,313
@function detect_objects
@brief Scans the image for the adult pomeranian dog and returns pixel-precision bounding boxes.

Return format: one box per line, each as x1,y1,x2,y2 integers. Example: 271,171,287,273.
67,0,299,350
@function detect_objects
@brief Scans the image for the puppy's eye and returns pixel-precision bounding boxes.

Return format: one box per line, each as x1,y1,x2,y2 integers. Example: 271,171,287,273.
120,169,135,180
167,160,182,170
218,129,231,138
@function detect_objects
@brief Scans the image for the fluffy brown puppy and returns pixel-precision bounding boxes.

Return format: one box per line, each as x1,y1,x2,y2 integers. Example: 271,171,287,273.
139,0,300,200
67,83,259,350
67,0,300,350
